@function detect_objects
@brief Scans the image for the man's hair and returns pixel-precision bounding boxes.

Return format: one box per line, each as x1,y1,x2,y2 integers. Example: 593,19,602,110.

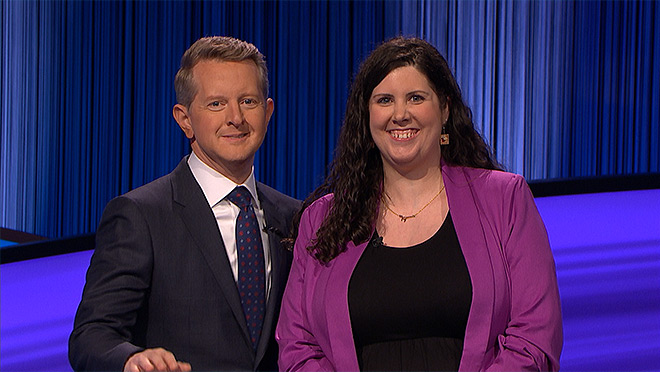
174,36,269,107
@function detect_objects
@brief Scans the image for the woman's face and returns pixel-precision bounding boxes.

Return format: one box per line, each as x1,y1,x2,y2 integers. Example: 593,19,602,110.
369,65,448,174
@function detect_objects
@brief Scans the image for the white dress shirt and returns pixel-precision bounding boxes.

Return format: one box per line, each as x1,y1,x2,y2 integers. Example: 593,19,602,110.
187,152,272,299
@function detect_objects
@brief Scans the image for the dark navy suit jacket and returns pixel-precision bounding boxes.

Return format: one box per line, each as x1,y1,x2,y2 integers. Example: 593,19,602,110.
70,157,300,371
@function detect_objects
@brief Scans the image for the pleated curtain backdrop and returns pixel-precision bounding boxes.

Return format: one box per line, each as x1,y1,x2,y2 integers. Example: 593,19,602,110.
2,0,659,238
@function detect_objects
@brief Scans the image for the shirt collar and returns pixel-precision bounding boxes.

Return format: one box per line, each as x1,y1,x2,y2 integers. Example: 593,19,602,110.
187,152,260,209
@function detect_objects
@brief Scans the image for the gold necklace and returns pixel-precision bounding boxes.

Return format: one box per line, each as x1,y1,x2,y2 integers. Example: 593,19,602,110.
382,184,446,222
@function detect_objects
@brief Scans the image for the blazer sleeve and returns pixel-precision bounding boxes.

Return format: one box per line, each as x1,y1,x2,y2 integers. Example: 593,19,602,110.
276,204,335,371
69,196,152,371
485,176,563,371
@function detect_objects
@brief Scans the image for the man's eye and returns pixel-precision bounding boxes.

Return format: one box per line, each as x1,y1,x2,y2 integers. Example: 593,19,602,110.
208,101,224,111
242,98,258,106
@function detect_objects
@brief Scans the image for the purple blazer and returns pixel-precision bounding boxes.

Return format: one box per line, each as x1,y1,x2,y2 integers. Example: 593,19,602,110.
276,164,563,371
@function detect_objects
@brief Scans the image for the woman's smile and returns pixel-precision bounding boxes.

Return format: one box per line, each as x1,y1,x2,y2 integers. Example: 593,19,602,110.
369,65,449,171
388,128,419,140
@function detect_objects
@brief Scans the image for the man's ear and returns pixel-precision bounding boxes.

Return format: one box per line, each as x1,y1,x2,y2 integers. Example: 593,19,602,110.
173,104,194,139
265,98,274,127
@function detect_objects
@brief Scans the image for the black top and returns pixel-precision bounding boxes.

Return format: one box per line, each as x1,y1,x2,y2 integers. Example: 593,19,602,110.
348,212,472,371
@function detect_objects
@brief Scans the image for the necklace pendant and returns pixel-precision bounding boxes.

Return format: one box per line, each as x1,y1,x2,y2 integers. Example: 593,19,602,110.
383,184,445,223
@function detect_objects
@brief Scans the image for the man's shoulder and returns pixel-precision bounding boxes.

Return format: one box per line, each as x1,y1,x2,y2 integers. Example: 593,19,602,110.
256,182,301,211
106,160,191,215
120,171,175,204
119,159,190,204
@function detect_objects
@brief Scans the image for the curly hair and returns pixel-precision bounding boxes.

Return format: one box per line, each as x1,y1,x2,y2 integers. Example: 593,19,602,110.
294,37,501,263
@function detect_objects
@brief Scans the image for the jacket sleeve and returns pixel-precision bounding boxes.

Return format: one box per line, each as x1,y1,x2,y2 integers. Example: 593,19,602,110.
276,204,335,371
68,196,151,371
485,176,563,371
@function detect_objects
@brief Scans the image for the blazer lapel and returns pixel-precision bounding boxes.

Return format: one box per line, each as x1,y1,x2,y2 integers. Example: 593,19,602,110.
324,239,367,371
254,184,292,364
170,158,252,349
442,163,495,371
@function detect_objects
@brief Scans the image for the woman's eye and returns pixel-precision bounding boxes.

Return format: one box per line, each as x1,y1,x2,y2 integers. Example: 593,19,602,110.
376,97,392,104
410,95,424,103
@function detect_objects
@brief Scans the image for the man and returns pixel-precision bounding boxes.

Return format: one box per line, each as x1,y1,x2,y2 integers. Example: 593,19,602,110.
69,36,300,371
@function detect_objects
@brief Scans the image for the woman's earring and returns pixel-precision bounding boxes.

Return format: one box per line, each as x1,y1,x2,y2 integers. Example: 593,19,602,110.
440,125,449,145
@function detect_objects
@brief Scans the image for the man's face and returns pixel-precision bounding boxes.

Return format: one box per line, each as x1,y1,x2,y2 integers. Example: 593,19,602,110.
174,59,274,183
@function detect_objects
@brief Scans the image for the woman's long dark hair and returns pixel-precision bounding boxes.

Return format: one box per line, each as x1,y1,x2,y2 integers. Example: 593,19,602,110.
292,37,501,263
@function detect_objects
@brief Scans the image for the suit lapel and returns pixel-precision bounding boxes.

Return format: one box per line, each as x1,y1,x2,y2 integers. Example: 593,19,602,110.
324,239,367,371
170,158,252,349
442,163,495,371
254,184,290,364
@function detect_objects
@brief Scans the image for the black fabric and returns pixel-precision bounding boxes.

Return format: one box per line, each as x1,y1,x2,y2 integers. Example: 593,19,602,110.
348,212,472,371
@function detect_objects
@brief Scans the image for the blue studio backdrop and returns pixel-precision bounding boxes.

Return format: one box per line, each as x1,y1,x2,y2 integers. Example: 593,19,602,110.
2,0,660,239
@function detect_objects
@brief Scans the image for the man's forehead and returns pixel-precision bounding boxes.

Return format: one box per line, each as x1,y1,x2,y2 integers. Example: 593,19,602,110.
192,60,259,84
189,60,265,102
193,58,258,72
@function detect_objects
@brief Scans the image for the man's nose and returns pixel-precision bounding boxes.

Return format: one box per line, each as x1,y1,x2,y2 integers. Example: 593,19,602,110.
226,101,245,127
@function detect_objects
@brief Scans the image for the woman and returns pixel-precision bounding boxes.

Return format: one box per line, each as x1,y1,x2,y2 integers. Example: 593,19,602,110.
276,37,562,371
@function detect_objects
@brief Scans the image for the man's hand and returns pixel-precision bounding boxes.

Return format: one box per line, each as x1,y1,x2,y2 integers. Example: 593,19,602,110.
123,348,192,372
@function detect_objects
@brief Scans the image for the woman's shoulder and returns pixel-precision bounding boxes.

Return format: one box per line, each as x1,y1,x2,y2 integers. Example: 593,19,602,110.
445,164,527,193
307,193,334,212
299,193,335,227
445,165,538,225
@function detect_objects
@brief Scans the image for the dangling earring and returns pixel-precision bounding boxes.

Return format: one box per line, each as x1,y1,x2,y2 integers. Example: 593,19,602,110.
440,124,449,145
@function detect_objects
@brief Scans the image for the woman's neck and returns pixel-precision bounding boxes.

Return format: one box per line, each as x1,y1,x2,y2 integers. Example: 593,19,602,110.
381,162,444,210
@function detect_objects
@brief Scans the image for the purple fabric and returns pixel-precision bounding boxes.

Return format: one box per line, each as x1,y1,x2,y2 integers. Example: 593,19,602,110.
276,163,563,371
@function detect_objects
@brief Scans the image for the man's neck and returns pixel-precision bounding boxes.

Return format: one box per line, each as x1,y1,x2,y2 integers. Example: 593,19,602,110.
191,151,253,184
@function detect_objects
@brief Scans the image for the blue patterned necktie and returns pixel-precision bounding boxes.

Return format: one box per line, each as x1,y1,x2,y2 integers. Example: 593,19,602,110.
226,186,265,349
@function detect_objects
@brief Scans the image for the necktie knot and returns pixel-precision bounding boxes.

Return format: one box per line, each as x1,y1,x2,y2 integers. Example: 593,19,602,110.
227,186,252,210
